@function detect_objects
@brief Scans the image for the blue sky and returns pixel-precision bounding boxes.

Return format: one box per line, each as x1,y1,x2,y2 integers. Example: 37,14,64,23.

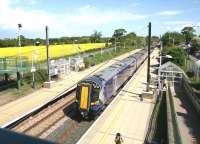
0,0,199,38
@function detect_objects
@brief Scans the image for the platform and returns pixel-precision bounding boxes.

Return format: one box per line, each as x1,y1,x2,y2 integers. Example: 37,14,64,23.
0,49,140,128
77,49,159,144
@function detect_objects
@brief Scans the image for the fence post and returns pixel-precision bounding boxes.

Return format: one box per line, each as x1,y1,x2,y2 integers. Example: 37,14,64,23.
17,71,21,90
3,58,9,82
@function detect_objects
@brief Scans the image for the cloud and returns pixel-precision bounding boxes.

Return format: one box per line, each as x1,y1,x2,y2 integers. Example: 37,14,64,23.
157,10,183,16
164,21,193,25
161,21,194,31
27,0,38,5
0,1,147,37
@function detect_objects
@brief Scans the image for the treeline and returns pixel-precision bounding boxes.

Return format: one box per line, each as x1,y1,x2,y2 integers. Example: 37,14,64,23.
161,26,200,54
161,26,200,66
0,28,159,48
0,35,109,48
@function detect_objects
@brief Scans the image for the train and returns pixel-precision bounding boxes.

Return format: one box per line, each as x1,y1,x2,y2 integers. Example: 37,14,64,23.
75,49,148,118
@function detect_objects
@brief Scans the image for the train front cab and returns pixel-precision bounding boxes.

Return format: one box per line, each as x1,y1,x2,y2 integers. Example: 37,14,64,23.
76,83,92,117
76,80,101,117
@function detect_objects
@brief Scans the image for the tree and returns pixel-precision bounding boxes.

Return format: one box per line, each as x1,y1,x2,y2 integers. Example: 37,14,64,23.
126,32,136,39
181,26,195,44
190,37,200,54
112,29,127,40
125,32,137,46
90,30,102,43
161,32,185,46
163,46,186,66
110,28,127,46
151,36,159,43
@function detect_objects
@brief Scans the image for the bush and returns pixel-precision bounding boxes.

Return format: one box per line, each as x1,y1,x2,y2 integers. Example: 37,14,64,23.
191,37,200,54
186,71,194,78
163,46,186,66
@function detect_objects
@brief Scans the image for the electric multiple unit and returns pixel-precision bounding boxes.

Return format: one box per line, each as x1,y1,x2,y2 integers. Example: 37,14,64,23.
76,49,148,118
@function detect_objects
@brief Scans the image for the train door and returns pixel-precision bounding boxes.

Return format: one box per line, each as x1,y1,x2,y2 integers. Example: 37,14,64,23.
113,75,118,95
105,79,113,98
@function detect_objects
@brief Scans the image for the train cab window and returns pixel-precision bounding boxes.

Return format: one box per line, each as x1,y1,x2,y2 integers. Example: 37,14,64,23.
91,87,100,102
76,85,81,100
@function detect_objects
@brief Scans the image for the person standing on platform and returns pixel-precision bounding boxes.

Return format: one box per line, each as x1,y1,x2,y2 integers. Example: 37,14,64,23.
115,133,124,144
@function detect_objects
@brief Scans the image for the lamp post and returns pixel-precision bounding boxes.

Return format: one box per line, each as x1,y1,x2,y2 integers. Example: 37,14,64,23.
31,48,37,89
159,41,163,67
31,42,39,89
18,24,22,47
146,22,151,92
18,24,22,67
115,37,117,52
17,24,22,90
45,26,51,82
159,41,163,90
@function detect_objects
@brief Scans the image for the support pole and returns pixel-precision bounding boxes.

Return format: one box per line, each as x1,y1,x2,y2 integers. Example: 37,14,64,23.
159,41,163,90
32,71,35,88
146,22,151,92
18,24,22,47
46,26,51,82
17,24,23,78
3,58,9,82
115,37,117,52
159,41,163,66
17,72,21,90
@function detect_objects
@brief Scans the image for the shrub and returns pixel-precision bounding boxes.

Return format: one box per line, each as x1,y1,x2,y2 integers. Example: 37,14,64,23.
163,46,186,66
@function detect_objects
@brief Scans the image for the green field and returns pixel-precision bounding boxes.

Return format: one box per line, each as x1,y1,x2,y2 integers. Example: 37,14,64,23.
0,43,106,62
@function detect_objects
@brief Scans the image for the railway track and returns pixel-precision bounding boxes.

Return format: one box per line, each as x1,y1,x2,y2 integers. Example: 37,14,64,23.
10,89,95,144
7,51,147,144
12,91,76,137
9,81,125,144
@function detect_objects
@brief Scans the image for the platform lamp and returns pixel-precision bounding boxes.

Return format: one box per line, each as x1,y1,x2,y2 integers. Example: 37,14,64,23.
18,24,22,47
31,42,39,89
17,24,22,90
18,24,22,67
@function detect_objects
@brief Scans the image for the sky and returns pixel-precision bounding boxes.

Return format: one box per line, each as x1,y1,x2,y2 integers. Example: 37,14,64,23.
0,0,200,39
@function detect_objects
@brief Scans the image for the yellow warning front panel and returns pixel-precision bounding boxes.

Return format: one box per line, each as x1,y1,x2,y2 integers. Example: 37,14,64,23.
80,86,89,110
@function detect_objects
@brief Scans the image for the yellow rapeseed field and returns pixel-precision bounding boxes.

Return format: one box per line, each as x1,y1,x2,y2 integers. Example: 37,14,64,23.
0,43,105,62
